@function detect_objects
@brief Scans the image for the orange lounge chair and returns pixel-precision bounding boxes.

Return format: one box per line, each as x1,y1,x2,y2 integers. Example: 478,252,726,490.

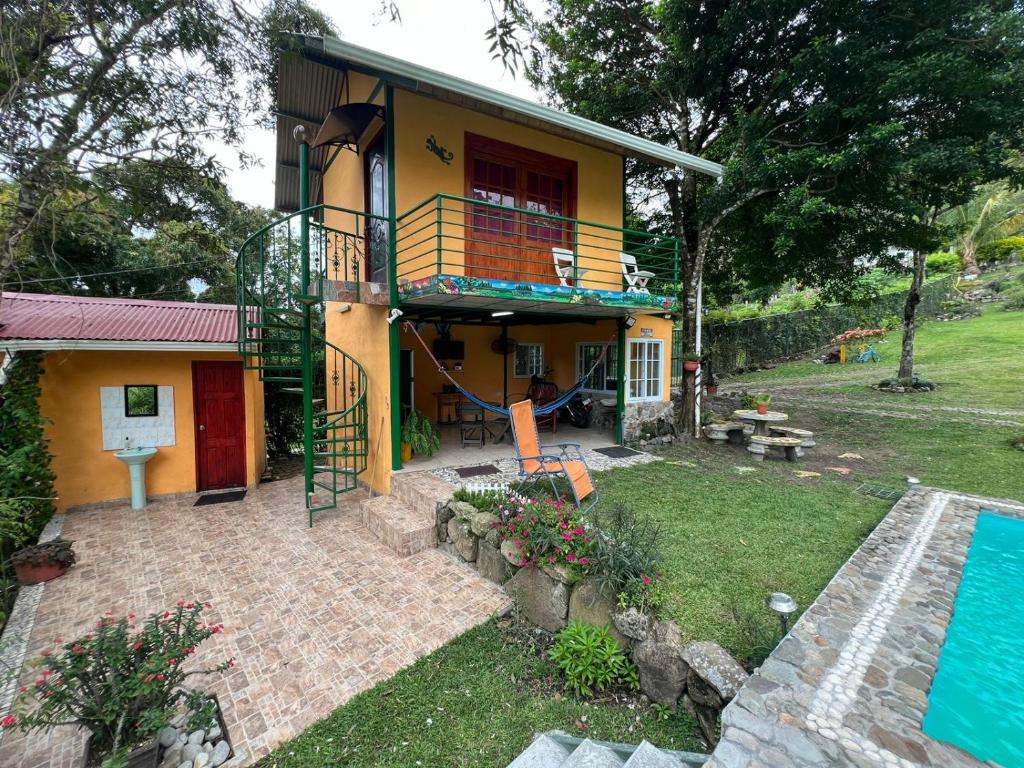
509,399,597,511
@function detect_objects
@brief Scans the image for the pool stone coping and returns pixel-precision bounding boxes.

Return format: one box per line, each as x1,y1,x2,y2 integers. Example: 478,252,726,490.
705,486,1024,768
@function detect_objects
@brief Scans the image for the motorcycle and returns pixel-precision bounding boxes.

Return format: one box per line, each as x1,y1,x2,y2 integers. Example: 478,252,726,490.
529,372,593,428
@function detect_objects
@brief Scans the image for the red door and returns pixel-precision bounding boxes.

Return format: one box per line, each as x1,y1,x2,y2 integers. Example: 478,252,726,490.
193,361,247,491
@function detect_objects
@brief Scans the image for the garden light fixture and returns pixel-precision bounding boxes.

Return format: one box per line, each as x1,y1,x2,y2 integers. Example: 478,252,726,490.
767,592,797,634
624,314,637,329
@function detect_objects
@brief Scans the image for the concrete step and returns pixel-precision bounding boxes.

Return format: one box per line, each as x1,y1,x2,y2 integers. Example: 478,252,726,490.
360,494,435,557
507,734,572,768
622,741,685,768
390,472,457,518
562,740,624,768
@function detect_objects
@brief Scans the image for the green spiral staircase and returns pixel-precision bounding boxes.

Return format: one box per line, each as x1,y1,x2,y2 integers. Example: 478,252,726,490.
236,157,371,525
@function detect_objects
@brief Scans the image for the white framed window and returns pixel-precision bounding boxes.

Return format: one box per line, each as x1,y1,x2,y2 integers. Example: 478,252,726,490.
513,343,544,378
576,342,618,392
628,339,663,401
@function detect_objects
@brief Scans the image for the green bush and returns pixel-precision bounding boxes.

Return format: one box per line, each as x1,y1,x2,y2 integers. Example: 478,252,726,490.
925,251,963,274
451,487,504,515
1002,285,1024,311
978,236,1024,264
548,621,639,697
586,503,662,609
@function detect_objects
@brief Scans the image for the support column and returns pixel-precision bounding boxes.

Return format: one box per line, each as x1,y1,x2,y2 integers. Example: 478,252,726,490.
297,133,315,518
386,84,402,470
615,319,626,444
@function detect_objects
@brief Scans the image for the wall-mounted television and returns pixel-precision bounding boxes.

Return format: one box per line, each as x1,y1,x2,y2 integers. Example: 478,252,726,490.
433,338,465,360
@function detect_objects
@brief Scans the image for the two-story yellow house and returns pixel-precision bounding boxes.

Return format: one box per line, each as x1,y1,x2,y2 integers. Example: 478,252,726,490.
237,36,721,519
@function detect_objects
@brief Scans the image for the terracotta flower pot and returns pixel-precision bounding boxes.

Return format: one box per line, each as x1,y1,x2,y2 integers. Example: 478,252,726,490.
14,560,71,586
683,360,700,372
706,386,718,395
756,404,769,415
401,442,413,462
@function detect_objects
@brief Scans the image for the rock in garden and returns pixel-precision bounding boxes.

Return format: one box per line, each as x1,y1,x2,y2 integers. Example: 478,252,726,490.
447,517,478,562
192,752,210,768
484,526,501,546
436,501,456,541
632,620,690,706
161,746,183,768
613,607,653,642
181,743,201,763
187,729,205,745
206,724,222,741
448,500,478,519
569,580,627,647
505,565,570,632
468,511,499,537
210,739,231,767
202,742,213,752
477,540,514,584
500,539,522,565
682,640,749,706
539,561,573,585
159,726,179,748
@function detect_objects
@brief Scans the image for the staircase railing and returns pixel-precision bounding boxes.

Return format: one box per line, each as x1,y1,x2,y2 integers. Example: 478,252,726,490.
236,204,380,524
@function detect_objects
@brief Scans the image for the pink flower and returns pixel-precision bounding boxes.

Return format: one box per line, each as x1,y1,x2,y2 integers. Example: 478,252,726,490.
1,715,16,728
565,553,577,563
134,642,144,650
555,500,564,510
559,521,568,529
549,556,556,563
579,558,589,566
572,527,585,536
40,649,51,658
561,532,573,541
514,540,523,548
642,574,652,586
175,600,184,608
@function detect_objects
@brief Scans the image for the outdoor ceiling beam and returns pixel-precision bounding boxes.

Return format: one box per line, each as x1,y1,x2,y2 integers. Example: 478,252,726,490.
274,109,326,125
279,161,325,174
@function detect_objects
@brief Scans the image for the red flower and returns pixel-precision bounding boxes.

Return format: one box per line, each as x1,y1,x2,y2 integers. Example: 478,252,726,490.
579,557,589,566
559,521,568,529
548,556,556,564
572,527,585,536
175,600,184,608
41,670,52,678
72,644,85,654
1,715,16,728
185,603,194,610
34,678,45,688
40,649,51,658
134,642,144,651
565,553,577,563
642,574,652,586
162,611,171,620
156,673,165,682
561,532,573,541
168,658,178,667
211,623,224,634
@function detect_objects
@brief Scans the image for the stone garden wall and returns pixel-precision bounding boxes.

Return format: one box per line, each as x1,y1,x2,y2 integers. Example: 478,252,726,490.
436,497,749,742
623,399,678,448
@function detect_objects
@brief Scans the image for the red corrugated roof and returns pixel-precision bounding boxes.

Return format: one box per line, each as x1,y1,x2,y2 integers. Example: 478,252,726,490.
0,292,239,344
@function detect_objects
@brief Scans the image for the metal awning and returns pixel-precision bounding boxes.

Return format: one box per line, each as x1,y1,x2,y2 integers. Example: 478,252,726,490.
274,35,723,212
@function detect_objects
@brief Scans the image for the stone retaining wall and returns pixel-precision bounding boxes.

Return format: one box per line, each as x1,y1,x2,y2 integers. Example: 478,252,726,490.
436,497,749,742
623,399,678,447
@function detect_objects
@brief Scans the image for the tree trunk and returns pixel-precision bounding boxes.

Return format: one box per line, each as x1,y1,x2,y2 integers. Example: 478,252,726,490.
897,248,926,380
679,270,699,435
961,243,980,277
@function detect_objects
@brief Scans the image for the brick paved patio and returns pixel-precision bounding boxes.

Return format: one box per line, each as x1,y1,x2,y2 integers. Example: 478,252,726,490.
0,476,509,767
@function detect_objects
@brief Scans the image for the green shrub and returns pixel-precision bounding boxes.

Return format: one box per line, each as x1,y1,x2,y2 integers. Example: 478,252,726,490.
586,503,662,606
1002,285,1024,311
925,251,963,274
548,621,638,697
978,236,1024,264
451,487,504,515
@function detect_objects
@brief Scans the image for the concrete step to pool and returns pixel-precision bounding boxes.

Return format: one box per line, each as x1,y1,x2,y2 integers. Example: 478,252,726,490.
359,495,436,557
507,732,706,768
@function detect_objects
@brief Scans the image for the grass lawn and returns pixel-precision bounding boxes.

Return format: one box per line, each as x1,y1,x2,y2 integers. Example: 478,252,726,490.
254,621,701,768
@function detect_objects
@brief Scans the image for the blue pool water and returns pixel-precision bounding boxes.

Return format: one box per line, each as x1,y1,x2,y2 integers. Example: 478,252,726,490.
924,511,1024,767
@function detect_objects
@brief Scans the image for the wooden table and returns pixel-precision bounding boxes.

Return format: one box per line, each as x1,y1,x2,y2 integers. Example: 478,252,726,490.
434,392,461,424
732,409,788,437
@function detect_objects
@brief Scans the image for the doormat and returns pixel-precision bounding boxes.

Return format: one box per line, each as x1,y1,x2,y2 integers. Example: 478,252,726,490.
593,446,641,459
455,464,500,478
194,490,247,507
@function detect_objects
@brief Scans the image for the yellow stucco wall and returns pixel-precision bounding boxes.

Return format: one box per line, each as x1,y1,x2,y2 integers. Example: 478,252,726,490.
401,315,673,422
325,303,393,494
39,350,266,511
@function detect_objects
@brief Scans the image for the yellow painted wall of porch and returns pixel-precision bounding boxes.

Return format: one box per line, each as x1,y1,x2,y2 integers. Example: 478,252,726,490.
38,350,266,512
391,88,626,290
325,302,393,494
400,314,673,424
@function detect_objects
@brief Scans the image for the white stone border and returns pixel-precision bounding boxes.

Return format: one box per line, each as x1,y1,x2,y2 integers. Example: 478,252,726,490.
0,514,65,746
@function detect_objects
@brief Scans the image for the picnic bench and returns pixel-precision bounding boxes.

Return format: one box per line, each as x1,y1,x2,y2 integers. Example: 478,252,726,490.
704,421,747,445
747,435,804,462
768,426,816,448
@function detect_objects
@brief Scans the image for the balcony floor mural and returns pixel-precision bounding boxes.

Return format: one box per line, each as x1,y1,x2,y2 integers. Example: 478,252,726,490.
397,274,678,314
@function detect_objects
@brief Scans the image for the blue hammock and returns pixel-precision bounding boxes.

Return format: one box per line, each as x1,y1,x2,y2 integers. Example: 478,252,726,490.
403,321,610,417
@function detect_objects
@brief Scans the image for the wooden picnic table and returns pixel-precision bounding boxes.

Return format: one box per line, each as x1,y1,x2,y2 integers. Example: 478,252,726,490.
732,409,789,437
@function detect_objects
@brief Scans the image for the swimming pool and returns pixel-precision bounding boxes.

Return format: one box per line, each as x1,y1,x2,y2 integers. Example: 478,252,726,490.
924,511,1024,767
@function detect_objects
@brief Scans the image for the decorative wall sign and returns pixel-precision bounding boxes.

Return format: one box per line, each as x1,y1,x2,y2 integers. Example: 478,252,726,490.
426,135,454,165
640,328,654,337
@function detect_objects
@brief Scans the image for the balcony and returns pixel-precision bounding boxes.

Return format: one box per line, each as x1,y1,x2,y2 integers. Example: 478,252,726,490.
393,194,680,318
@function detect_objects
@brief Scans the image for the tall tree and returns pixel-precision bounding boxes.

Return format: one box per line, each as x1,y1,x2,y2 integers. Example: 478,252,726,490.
529,0,1024,430
0,0,332,286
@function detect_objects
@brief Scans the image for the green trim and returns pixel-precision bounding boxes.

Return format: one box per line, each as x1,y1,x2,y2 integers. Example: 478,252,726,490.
295,35,723,178
386,84,402,471
298,139,315,525
367,77,385,104
616,320,626,445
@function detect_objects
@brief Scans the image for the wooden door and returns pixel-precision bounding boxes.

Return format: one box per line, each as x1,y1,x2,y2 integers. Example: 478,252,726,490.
364,132,389,283
193,361,247,492
465,134,576,284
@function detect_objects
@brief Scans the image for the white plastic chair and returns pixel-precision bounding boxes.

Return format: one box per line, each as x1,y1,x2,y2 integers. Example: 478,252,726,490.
552,247,587,287
620,252,655,294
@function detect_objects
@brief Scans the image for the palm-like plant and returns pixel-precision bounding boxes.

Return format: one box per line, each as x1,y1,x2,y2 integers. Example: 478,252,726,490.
942,183,1024,275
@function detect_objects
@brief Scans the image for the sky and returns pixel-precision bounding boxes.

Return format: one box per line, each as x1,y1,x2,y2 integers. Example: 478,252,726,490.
220,0,546,209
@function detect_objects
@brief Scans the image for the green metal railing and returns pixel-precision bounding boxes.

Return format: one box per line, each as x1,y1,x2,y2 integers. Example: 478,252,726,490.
236,199,383,523
394,193,681,296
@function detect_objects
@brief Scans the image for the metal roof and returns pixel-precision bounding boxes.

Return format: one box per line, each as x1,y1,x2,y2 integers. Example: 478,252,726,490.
274,35,723,211
0,293,239,344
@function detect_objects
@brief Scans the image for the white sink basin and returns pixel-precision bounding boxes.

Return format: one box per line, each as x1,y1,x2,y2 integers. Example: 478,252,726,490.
115,447,158,509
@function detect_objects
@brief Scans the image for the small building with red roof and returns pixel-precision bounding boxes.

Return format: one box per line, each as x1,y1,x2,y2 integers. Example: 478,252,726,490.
0,292,266,510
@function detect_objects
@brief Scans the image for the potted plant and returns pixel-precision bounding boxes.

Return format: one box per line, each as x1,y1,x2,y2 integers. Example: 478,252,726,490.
3,602,234,768
682,352,701,372
401,409,441,459
705,373,720,396
11,538,76,585
752,394,772,414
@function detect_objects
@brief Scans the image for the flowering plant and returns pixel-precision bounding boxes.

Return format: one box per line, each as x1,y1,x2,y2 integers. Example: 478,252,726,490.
3,602,233,762
832,328,886,345
497,491,591,570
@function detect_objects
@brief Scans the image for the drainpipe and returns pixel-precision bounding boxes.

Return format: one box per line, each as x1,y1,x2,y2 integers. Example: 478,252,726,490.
0,350,15,388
